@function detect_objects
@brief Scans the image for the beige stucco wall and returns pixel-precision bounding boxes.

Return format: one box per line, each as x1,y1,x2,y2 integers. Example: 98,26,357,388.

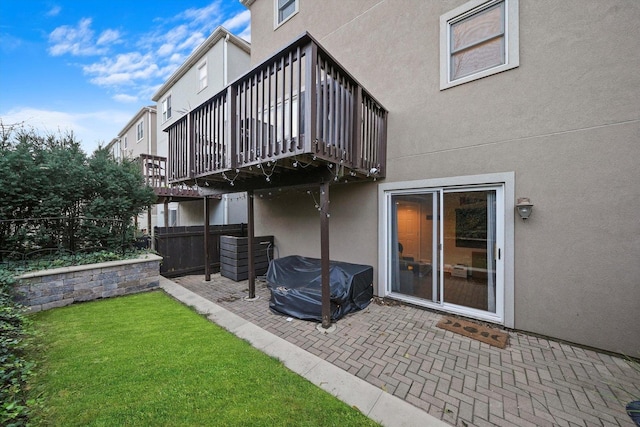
172,195,249,227
255,183,378,266
247,0,640,355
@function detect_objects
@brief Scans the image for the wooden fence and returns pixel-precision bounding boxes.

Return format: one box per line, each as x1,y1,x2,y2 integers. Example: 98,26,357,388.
154,224,247,277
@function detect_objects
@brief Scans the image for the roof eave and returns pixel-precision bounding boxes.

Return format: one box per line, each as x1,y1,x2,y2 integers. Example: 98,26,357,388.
117,106,156,138
151,26,251,102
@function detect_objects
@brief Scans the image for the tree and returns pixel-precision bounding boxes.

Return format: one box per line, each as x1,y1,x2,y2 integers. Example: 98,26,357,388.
0,124,156,253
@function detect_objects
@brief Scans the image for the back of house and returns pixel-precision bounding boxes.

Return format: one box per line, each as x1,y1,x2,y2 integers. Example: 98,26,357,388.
236,0,640,355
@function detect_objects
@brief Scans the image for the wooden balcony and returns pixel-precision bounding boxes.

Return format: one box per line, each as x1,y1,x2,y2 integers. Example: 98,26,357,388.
139,154,202,201
165,33,387,191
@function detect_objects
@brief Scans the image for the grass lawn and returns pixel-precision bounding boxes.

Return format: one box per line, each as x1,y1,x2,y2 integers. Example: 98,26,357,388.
29,291,379,426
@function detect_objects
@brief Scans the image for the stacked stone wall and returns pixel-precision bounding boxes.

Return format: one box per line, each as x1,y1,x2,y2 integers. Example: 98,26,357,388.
15,254,162,312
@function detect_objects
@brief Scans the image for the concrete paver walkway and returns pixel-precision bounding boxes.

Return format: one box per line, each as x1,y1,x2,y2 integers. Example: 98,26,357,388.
165,274,640,427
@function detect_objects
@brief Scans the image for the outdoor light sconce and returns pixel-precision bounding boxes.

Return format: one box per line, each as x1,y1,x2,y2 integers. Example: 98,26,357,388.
516,198,534,220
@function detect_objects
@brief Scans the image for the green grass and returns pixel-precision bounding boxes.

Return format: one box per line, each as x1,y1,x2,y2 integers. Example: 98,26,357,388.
29,291,379,427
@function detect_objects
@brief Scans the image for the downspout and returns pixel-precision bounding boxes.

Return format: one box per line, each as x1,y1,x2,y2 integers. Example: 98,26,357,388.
223,33,229,85
147,107,154,246
222,33,230,225
223,195,229,225
147,108,152,155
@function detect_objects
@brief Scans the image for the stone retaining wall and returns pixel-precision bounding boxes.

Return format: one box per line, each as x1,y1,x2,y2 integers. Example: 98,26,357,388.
15,254,163,312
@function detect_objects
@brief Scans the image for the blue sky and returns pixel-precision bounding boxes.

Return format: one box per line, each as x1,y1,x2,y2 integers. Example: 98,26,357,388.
0,0,250,154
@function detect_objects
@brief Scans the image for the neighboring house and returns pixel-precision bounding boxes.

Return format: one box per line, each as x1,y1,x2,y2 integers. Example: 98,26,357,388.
110,106,163,231
152,26,252,227
116,105,158,160
165,0,640,356
105,137,121,163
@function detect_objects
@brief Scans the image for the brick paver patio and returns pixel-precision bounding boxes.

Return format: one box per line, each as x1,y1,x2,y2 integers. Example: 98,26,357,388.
173,274,640,426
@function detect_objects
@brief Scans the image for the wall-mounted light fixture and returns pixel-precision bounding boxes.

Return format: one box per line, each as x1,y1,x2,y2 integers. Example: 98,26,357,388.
516,197,534,220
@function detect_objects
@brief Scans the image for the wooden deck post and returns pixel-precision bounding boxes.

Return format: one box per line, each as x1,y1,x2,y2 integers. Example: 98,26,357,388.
204,197,211,282
164,199,169,228
147,207,154,250
147,207,152,234
247,190,256,299
320,182,331,328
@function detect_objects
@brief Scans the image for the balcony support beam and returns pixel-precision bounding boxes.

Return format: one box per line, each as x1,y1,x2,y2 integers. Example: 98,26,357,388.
147,207,152,242
247,190,256,299
320,181,331,329
164,199,169,228
204,196,211,282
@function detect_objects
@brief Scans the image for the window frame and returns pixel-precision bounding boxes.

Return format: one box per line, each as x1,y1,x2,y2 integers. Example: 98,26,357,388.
440,0,519,90
197,60,208,92
274,0,298,28
136,121,144,142
162,95,172,123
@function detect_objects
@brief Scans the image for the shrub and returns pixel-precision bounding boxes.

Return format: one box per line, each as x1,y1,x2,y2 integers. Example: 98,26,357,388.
0,269,35,427
0,124,156,254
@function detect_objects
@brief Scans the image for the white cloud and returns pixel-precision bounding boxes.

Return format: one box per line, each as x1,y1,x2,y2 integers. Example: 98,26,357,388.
153,25,190,57
48,18,120,56
177,32,205,52
164,25,189,44
83,52,159,86
0,107,134,153
97,29,121,46
43,0,251,108
239,25,251,43
157,43,175,57
0,33,23,53
46,5,62,17
222,10,251,32
178,2,222,26
113,94,139,103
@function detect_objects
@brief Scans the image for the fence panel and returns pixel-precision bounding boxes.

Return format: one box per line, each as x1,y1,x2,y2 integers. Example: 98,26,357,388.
154,224,246,277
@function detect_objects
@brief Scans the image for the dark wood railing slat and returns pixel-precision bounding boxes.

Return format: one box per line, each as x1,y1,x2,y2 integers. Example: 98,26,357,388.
165,34,386,185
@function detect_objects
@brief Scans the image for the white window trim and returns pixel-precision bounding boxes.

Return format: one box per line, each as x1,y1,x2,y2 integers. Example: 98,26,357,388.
378,172,515,328
136,121,144,142
274,0,298,29
197,60,208,92
440,0,519,90
162,94,172,123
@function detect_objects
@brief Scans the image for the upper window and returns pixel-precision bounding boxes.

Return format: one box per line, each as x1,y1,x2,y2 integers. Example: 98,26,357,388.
123,136,127,149
162,95,172,122
136,121,144,141
198,61,208,91
440,0,519,89
275,0,298,27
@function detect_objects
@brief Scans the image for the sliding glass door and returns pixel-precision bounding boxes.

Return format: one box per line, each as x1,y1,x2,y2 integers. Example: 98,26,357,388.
388,186,504,321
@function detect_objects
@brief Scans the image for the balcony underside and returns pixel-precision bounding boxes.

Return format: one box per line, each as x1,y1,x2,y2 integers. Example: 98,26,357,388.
183,145,382,193
152,186,206,203
140,154,209,202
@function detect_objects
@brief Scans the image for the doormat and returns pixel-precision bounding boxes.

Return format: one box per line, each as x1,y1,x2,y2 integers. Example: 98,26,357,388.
436,317,509,349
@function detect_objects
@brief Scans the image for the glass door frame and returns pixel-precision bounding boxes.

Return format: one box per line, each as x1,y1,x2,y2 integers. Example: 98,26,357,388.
378,172,515,327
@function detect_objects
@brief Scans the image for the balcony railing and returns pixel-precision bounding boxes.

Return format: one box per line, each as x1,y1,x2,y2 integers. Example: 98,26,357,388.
139,154,200,199
166,33,387,188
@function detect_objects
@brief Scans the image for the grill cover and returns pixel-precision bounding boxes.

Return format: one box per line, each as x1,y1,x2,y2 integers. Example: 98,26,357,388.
266,255,373,321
